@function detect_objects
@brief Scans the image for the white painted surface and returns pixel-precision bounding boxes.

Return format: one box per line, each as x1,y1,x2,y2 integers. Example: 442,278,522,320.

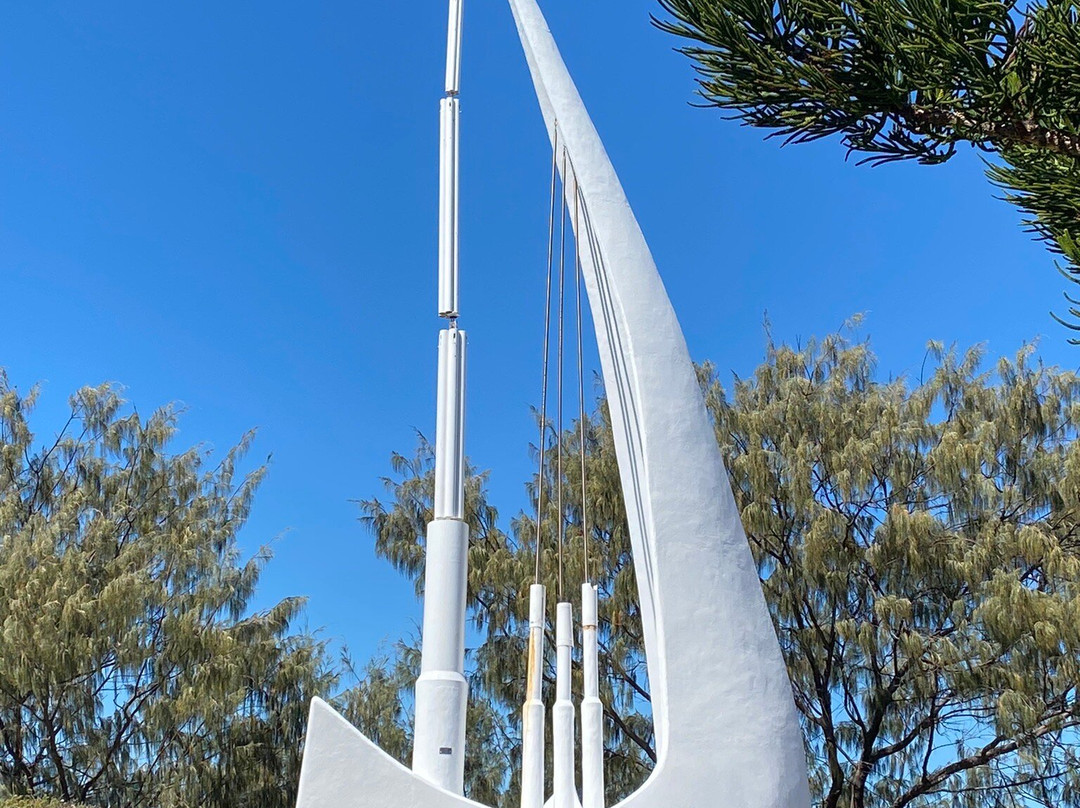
438,98,460,318
580,583,604,808
506,1,813,806
297,699,485,808
552,602,577,808
412,518,470,792
520,584,547,808
444,0,464,95
434,328,466,520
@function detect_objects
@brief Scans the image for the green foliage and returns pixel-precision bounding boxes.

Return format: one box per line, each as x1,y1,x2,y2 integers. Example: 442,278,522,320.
711,334,1080,808
0,372,335,808
1,798,87,808
654,0,1080,333
363,332,1080,808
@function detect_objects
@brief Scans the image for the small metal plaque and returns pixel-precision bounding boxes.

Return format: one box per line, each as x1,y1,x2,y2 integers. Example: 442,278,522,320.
439,747,453,755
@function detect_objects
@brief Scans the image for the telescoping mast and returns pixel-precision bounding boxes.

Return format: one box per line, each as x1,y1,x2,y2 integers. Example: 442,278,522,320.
411,0,469,794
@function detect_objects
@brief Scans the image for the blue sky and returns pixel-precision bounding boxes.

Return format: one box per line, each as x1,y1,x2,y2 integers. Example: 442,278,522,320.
2,0,1075,668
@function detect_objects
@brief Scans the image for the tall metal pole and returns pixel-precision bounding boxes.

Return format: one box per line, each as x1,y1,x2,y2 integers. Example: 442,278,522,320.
413,0,469,794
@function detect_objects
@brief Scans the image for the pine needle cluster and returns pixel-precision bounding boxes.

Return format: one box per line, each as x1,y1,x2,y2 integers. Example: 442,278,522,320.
655,0,1080,332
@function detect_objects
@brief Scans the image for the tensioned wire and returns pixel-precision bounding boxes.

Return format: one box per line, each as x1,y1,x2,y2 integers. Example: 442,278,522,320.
533,123,559,586
556,148,569,603
573,168,591,586
534,134,594,596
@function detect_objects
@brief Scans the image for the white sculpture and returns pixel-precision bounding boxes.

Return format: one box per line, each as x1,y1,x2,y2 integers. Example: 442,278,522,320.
294,1,812,806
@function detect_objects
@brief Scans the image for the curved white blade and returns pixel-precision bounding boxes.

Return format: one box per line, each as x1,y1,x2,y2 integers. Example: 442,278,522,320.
506,2,812,806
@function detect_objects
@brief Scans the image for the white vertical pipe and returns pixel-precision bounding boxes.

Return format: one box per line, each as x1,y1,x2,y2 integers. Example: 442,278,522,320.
412,517,469,792
433,328,466,520
438,97,460,319
414,0,469,794
414,326,469,793
553,602,578,808
520,584,547,808
445,0,464,94
581,583,604,808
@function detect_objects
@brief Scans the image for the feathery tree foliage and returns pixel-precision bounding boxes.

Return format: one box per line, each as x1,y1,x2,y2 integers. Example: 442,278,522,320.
654,0,1080,333
360,332,1080,808
0,373,334,808
0,799,87,808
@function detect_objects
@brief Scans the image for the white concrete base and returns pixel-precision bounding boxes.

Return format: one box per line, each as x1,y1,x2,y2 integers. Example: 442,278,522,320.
412,517,471,792
296,699,487,808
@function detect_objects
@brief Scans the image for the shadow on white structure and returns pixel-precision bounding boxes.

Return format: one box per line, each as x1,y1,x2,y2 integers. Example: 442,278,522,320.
295,1,813,806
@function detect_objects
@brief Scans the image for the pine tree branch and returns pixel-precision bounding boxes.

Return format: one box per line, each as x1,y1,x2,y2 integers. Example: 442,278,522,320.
603,704,656,764
893,716,1076,808
904,105,1080,160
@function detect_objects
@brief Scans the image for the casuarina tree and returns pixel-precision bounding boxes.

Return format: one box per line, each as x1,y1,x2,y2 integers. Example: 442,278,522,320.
361,332,1080,808
0,374,333,808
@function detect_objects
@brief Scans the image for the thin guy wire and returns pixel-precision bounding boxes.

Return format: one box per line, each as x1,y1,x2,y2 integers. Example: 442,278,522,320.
574,176,590,585
556,147,568,602
534,124,559,585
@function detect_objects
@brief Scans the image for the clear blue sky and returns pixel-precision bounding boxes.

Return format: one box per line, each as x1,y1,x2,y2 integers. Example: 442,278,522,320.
2,0,1075,667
